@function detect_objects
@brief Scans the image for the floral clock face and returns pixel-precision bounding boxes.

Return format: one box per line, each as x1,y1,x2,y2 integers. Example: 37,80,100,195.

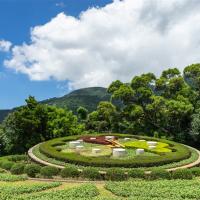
60,135,171,159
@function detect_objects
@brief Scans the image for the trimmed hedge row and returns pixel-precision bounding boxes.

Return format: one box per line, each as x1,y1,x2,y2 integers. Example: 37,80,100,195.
0,158,199,181
39,134,191,168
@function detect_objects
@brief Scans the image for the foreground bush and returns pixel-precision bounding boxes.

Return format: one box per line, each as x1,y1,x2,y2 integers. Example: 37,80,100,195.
190,167,200,177
105,168,127,181
148,169,171,180
128,169,146,179
60,166,80,178
0,173,28,181
172,169,193,180
40,166,60,178
10,163,25,175
24,164,41,177
8,155,28,162
0,161,14,170
81,167,102,180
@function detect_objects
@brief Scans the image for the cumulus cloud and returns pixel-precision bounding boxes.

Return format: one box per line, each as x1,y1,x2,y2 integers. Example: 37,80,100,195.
0,40,12,52
4,0,200,89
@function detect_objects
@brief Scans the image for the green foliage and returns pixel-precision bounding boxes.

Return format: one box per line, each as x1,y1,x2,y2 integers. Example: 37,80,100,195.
0,161,14,170
0,182,61,195
172,169,193,180
0,173,28,181
105,179,200,199
190,167,200,177
16,184,99,200
40,166,60,178
8,155,28,162
77,106,88,120
1,96,84,154
10,163,25,175
60,166,80,178
128,169,146,179
24,164,41,178
148,169,171,180
81,167,102,180
105,168,127,181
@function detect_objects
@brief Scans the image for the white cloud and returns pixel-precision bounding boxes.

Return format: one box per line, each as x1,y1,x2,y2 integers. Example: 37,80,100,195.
4,0,200,89
0,40,12,52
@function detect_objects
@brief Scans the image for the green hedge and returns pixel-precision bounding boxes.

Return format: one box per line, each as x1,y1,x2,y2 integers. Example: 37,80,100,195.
40,166,60,178
24,164,41,178
60,166,80,178
10,163,25,175
39,134,191,168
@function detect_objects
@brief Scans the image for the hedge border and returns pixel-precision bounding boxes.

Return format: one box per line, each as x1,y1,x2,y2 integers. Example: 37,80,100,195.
39,134,191,168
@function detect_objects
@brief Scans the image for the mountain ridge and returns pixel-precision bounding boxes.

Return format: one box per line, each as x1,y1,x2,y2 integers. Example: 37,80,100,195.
0,87,110,122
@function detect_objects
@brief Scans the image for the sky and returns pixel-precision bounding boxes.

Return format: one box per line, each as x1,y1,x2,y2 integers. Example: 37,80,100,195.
1,0,200,109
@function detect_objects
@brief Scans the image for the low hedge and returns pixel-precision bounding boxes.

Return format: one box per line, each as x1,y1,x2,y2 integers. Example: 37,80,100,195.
24,164,41,178
81,167,102,180
40,166,60,178
171,169,193,180
148,169,171,180
39,134,191,168
60,166,80,178
10,163,25,175
105,168,127,181
0,161,15,170
128,169,146,179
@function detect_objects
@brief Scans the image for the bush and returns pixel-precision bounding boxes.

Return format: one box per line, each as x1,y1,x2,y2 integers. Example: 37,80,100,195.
148,169,171,180
105,168,127,181
40,166,60,178
190,167,200,177
0,161,14,170
24,164,41,178
60,166,80,178
128,169,146,179
172,169,193,180
10,163,25,175
8,155,28,162
81,168,102,180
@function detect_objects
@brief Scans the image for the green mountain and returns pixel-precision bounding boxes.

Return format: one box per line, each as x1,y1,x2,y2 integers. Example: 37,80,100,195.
0,87,111,122
41,87,111,113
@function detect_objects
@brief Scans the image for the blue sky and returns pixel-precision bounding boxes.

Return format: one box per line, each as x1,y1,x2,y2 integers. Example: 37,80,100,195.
0,0,112,109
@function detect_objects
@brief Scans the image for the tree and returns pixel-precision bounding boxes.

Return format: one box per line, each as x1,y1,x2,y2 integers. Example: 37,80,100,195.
1,96,84,154
77,106,88,120
190,109,200,143
184,63,200,90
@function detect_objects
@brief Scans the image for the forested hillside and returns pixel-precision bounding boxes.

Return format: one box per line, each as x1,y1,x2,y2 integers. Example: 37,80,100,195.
0,87,110,122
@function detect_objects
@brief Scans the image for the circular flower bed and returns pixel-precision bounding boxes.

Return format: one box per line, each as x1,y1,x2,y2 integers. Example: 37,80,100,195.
38,134,191,168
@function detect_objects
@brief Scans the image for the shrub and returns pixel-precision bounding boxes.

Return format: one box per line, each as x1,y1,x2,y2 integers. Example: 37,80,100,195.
40,166,60,178
0,173,28,181
0,161,14,170
8,155,28,162
60,166,80,178
128,169,146,179
148,169,171,180
190,167,200,177
105,168,127,181
172,169,193,180
10,163,25,175
24,164,41,178
81,168,102,180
